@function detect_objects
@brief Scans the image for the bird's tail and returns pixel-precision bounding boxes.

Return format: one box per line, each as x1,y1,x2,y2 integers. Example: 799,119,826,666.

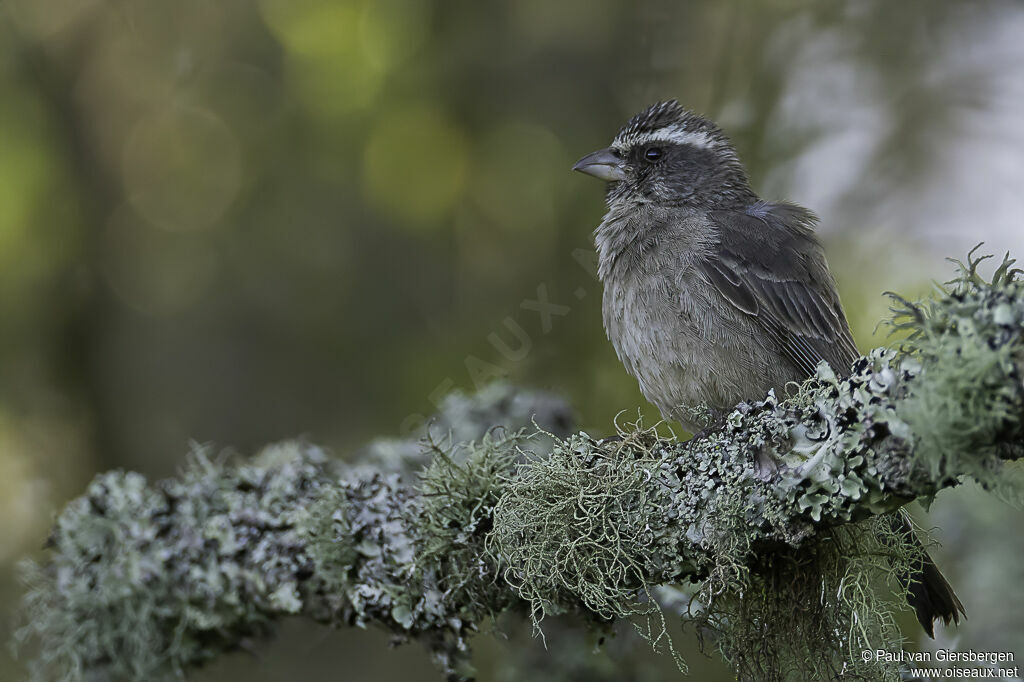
888,512,965,638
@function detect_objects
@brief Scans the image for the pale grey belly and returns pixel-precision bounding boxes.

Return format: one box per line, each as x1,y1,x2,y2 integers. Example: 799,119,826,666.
603,273,800,432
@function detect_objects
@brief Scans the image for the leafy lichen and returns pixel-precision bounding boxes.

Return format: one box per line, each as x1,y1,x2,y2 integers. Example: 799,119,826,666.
16,443,338,681
13,253,1024,682
488,360,923,681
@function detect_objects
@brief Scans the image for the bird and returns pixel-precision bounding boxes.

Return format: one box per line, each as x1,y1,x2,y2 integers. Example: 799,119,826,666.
572,99,963,638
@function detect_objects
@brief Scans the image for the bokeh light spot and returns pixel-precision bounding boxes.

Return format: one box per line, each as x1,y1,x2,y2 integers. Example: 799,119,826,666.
0,110,49,252
287,55,384,120
188,62,286,142
260,0,360,60
363,105,469,228
0,95,59,296
122,105,242,232
358,0,430,71
260,0,387,117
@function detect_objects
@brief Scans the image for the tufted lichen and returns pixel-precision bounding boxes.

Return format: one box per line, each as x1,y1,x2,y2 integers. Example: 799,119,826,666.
14,253,1024,682
888,247,1024,496
15,387,573,682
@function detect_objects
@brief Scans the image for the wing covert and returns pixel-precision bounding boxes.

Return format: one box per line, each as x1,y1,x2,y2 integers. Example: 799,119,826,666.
700,204,860,377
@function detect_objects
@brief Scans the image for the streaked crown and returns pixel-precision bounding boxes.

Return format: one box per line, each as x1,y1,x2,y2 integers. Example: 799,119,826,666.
612,100,732,155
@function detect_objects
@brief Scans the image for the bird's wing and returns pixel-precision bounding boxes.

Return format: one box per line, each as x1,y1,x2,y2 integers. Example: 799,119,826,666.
699,202,860,378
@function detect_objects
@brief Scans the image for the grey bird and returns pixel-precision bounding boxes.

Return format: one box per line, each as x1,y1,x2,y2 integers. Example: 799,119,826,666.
573,99,963,637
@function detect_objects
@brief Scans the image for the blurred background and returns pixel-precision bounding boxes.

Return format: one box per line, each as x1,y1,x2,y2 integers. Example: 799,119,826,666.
1,0,1023,679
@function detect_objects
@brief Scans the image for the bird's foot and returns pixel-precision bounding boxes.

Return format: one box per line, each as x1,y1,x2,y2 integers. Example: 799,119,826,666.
685,410,727,445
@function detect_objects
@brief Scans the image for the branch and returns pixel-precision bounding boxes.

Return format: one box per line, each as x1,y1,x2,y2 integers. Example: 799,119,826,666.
15,251,1024,682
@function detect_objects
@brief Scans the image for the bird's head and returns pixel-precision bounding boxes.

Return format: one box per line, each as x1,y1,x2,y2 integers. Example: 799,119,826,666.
573,100,755,209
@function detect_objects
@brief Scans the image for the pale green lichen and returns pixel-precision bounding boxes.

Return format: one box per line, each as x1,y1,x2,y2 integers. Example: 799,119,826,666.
696,517,908,682
488,361,922,681
491,427,675,622
296,485,354,601
13,253,1024,682
15,390,573,682
15,443,338,681
360,383,574,475
888,248,1024,496
416,430,523,613
486,252,1023,681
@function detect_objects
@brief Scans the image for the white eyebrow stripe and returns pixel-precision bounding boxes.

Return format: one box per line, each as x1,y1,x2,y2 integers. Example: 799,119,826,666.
621,126,717,151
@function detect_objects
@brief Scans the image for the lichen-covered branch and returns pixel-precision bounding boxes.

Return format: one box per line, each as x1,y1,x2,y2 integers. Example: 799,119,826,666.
15,252,1024,682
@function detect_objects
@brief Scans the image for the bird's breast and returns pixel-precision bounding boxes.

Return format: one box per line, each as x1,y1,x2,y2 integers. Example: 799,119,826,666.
601,259,704,394
600,257,787,426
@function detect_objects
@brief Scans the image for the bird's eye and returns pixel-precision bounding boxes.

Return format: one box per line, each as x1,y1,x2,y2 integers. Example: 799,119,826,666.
644,147,663,162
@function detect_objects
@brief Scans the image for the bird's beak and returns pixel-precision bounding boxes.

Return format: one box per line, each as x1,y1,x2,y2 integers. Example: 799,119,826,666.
572,147,626,182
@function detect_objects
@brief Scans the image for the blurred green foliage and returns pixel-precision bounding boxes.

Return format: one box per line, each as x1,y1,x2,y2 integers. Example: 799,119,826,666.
1,0,1022,679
